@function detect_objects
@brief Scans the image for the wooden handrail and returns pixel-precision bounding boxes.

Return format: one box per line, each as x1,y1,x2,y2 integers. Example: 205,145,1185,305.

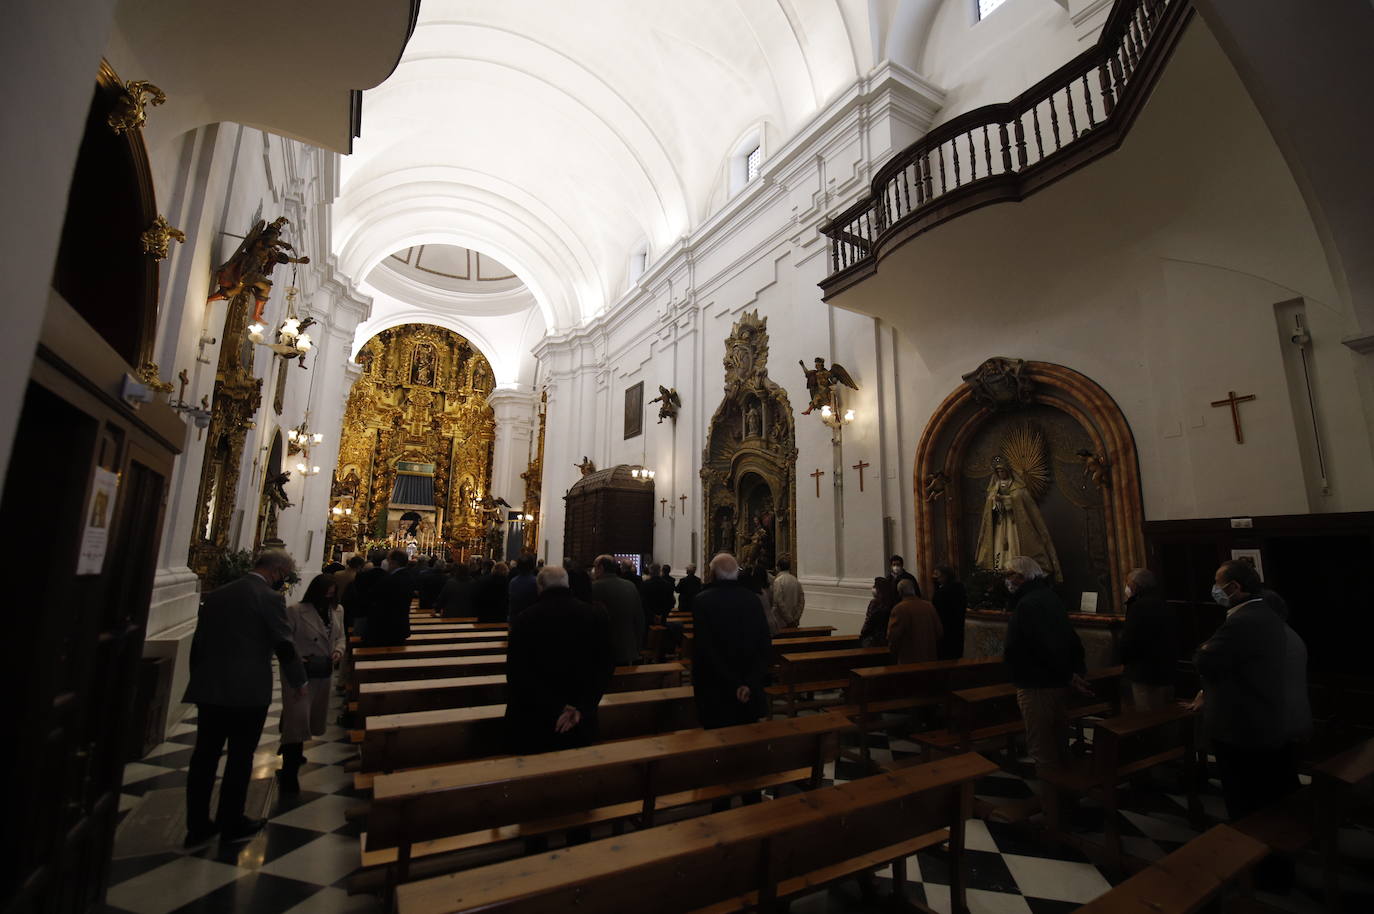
820,0,1192,298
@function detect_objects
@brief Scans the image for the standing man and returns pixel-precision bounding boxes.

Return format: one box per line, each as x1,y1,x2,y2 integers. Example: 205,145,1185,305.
931,565,967,659
1118,568,1177,710
887,578,943,664
592,553,645,666
1002,556,1089,770
183,550,307,846
769,557,806,629
690,553,772,729
641,561,676,630
676,563,702,615
1193,560,1310,825
362,549,415,646
888,555,921,598
507,555,539,622
504,566,615,755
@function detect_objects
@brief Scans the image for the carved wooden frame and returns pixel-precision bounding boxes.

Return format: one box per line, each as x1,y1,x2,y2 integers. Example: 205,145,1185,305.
913,360,1145,611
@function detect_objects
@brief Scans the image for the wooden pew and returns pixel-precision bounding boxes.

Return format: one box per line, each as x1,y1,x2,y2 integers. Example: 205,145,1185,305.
353,654,509,684
409,616,477,624
400,622,506,632
912,666,1123,763
681,632,860,663
771,647,892,716
353,641,507,660
394,752,998,914
1070,824,1269,914
837,657,1008,768
360,686,701,776
357,714,851,892
353,629,511,646
357,663,685,719
1040,706,1202,870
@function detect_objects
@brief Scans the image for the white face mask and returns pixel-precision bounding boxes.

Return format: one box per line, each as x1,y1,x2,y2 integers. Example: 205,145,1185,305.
1005,579,1017,593
890,565,902,575
1124,585,1134,600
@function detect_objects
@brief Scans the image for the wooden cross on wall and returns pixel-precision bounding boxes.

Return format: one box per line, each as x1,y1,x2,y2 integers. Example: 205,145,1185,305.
1210,390,1256,444
851,460,870,493
660,497,668,517
679,494,687,514
810,468,826,498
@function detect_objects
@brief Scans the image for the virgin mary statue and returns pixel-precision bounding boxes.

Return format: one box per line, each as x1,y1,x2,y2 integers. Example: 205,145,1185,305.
974,427,1061,580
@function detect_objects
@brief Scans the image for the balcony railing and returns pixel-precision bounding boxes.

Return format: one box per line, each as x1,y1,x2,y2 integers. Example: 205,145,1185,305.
820,0,1192,298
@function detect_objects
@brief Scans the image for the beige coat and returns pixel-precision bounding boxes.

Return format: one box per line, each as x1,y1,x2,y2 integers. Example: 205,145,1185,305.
278,601,344,743
887,597,943,666
769,572,805,629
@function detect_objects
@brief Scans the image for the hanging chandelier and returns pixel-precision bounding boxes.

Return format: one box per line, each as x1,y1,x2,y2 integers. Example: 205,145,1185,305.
248,276,315,366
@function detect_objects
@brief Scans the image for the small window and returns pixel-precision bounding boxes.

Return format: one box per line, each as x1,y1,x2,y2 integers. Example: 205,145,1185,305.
746,145,762,182
977,0,1008,19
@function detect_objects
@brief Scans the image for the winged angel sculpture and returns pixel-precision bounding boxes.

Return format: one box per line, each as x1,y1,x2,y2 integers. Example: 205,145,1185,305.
973,423,1062,580
649,385,681,423
799,358,859,415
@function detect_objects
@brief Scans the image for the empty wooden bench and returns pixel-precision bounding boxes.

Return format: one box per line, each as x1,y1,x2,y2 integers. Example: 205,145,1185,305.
352,629,512,646
358,714,851,893
770,647,892,717
353,654,510,684
356,663,685,719
394,752,999,914
359,685,702,776
1041,706,1202,870
353,640,507,660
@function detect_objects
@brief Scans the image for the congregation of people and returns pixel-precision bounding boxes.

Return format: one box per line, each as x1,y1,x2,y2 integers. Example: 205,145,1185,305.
180,538,1317,901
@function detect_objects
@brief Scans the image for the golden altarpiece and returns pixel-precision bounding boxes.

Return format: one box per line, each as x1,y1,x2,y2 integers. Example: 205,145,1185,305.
328,325,496,558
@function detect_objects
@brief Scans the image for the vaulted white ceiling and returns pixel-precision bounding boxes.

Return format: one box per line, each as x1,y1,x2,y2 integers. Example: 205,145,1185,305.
333,0,879,331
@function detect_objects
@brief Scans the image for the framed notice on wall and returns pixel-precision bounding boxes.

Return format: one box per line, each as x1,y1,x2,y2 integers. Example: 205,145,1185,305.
1230,548,1264,582
624,381,644,439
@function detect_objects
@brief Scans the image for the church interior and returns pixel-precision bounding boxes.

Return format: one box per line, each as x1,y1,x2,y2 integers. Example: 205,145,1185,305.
4,0,1373,912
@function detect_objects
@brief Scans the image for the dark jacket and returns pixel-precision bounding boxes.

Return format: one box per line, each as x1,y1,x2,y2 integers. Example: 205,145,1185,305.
417,567,446,609
891,570,921,599
1119,590,1177,686
642,575,676,626
568,567,594,603
860,597,893,647
437,575,475,618
363,566,415,646
932,580,967,660
690,579,772,727
592,574,645,666
473,572,509,623
504,586,615,755
1003,577,1085,688
675,573,702,613
1196,597,1309,748
184,573,306,706
507,573,539,622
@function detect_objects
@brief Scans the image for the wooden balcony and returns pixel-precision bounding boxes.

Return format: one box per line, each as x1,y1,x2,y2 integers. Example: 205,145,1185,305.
819,0,1194,300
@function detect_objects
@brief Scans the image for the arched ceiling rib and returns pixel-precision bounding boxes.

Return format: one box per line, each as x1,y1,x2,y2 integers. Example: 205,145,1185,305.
334,0,868,331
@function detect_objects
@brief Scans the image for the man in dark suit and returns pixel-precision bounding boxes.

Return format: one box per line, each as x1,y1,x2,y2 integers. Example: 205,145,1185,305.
1119,568,1177,710
183,550,307,847
362,549,415,646
641,562,676,630
504,566,614,755
675,563,702,614
592,553,644,666
690,553,772,730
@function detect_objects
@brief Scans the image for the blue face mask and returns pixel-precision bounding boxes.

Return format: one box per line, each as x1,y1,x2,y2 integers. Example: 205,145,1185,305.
1211,583,1231,606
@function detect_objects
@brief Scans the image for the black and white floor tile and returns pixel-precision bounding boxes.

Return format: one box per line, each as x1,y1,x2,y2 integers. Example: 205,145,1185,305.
105,691,1374,914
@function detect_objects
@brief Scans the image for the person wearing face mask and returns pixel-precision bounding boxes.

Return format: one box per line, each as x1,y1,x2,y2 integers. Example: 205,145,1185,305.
1001,556,1089,770
1190,559,1310,891
887,554,921,598
1118,568,1177,711
182,549,308,847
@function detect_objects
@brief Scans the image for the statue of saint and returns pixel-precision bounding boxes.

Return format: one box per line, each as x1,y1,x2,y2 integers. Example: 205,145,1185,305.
799,357,859,415
207,216,310,323
973,428,1061,580
649,385,681,423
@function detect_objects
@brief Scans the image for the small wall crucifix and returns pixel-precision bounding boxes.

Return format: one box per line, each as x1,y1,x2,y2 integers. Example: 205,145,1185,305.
1210,390,1257,444
660,497,668,517
851,459,871,492
810,468,826,498
679,494,687,514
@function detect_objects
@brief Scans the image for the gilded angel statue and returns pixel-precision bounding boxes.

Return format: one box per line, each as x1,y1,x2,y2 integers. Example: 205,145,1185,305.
799,357,859,415
974,423,1061,580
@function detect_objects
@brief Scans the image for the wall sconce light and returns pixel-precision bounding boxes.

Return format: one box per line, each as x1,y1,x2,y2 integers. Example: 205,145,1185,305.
295,461,321,476
819,403,856,445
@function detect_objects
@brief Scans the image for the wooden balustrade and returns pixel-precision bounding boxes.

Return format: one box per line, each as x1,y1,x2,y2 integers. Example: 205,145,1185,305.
819,0,1191,298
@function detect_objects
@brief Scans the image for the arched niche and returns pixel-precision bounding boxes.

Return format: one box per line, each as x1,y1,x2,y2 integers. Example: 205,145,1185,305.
914,358,1145,612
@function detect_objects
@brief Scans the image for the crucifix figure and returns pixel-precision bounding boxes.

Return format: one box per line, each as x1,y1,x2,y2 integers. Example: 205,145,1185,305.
660,497,668,517
1210,390,1256,444
851,460,871,493
679,494,687,514
810,468,826,498
177,368,189,404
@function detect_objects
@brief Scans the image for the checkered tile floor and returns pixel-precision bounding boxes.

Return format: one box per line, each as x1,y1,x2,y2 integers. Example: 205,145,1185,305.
105,688,1374,914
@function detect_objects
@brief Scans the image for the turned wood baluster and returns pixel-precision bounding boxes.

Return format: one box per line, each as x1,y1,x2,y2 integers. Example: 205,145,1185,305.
1137,1,1153,40
967,130,977,181
999,122,1013,172
937,144,947,195
1013,116,1028,169
951,136,961,187
1098,59,1116,117
922,150,934,199
900,163,911,215
1048,95,1062,151
982,125,992,175
1082,72,1096,128
914,154,926,205
1031,105,1045,160
1110,48,1126,101
1123,18,1140,72
1064,81,1079,140
1131,13,1146,66
830,235,838,273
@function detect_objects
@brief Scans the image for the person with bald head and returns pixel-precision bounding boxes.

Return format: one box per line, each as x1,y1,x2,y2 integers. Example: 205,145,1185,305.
690,552,773,729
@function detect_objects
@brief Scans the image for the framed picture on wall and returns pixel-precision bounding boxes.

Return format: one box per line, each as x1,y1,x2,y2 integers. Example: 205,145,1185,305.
1230,547,1264,582
624,382,644,439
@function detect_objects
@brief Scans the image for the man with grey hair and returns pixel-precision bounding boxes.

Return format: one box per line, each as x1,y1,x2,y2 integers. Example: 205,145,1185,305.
1119,567,1177,711
183,549,307,847
1003,555,1088,769
505,565,615,755
691,553,772,730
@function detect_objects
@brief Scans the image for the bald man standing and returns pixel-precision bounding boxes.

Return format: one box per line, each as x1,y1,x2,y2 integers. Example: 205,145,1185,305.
690,553,773,729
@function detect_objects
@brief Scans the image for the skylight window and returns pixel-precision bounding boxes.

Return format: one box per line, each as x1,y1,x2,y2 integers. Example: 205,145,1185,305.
978,0,1009,19
746,145,762,182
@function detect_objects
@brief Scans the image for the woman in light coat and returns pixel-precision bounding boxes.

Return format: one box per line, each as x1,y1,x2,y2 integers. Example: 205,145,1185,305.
276,573,344,792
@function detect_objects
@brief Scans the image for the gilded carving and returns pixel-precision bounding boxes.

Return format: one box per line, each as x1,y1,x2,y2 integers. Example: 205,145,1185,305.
107,79,166,134
961,357,1034,411
701,311,797,569
520,390,547,553
140,216,185,261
